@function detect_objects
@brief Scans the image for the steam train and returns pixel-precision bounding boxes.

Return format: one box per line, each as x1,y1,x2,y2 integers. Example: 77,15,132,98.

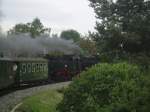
0,55,99,90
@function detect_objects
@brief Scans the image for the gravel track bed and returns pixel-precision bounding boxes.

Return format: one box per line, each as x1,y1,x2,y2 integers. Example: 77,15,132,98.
0,81,71,112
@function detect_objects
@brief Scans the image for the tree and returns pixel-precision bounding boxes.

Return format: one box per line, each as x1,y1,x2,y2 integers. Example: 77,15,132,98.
89,0,150,61
8,18,51,38
60,29,81,42
78,34,98,56
8,23,30,35
29,18,51,38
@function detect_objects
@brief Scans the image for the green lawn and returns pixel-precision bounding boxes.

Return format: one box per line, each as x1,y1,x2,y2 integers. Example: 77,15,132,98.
15,89,63,112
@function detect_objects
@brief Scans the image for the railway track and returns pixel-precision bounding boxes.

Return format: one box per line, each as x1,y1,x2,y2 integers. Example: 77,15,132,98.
0,79,67,97
0,81,71,112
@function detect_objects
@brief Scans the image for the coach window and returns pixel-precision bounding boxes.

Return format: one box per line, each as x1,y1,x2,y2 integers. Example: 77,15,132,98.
36,64,39,72
27,63,31,73
39,64,42,72
42,63,45,72
42,64,45,72
21,64,26,74
32,63,35,73
38,64,40,72
44,64,48,71
38,63,40,72
33,64,36,72
31,63,33,72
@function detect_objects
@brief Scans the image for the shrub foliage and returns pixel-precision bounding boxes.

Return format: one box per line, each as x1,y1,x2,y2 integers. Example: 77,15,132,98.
57,63,150,112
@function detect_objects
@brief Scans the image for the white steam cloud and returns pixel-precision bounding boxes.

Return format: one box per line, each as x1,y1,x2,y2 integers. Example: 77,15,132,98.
0,34,81,57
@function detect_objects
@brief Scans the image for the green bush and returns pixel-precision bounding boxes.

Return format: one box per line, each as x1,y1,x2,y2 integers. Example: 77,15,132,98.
57,63,150,112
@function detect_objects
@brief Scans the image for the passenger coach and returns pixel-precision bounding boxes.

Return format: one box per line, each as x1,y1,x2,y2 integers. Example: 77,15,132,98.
0,58,48,90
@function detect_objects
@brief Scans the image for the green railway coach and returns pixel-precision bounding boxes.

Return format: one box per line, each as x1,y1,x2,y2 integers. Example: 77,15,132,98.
0,58,48,90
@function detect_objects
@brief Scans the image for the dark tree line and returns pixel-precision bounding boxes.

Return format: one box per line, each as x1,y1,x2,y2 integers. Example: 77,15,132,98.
89,0,150,65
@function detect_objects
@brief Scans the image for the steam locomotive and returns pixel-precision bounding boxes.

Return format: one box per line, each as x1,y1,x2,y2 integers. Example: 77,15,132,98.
0,55,99,90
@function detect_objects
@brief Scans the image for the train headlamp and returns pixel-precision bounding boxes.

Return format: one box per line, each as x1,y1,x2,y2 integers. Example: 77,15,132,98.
13,64,18,71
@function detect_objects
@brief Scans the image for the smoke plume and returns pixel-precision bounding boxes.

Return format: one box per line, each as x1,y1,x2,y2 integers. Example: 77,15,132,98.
0,34,81,57
0,2,81,57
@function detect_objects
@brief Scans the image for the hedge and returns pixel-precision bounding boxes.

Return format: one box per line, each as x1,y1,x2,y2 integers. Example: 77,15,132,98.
57,63,150,112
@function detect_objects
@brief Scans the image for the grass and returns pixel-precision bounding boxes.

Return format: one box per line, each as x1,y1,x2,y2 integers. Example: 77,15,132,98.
15,89,63,112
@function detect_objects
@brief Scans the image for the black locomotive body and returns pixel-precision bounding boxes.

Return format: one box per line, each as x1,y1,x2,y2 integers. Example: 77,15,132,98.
47,55,81,82
46,55,100,81
0,55,100,90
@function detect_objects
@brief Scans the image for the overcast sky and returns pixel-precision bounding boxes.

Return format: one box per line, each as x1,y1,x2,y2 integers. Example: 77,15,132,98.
1,0,96,34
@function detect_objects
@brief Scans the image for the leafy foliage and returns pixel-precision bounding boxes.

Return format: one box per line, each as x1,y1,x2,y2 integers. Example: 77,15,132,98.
78,36,97,56
60,29,81,42
8,18,51,38
89,0,150,61
58,63,150,112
